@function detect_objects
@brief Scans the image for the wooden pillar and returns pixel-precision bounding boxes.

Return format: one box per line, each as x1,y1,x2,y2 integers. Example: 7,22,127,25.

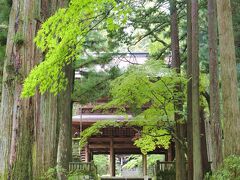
89,151,93,162
142,154,147,176
165,152,169,161
155,160,160,178
167,143,174,161
110,139,115,176
168,146,173,161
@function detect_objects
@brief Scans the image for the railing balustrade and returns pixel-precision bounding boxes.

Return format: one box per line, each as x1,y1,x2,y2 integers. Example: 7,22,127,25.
69,161,97,173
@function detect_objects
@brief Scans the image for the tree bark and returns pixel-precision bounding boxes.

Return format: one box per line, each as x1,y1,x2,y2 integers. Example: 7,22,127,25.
0,2,15,177
32,1,69,178
33,92,59,177
0,1,39,178
187,0,193,179
216,0,240,157
0,1,11,105
0,0,71,179
208,0,223,170
200,106,211,174
57,64,73,179
191,0,203,179
169,0,187,179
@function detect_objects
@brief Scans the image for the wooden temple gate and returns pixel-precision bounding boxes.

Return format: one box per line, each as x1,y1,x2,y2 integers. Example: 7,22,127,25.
72,103,175,177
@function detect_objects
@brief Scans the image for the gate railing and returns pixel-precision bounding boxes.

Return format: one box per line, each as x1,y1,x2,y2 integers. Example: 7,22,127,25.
69,161,97,173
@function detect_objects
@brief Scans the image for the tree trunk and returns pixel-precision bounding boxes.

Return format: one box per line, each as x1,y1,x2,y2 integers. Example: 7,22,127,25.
0,1,11,105
32,1,69,178
33,92,59,177
187,0,193,179
200,106,211,174
57,64,73,179
169,0,186,179
216,0,240,157
208,0,223,170
0,0,39,178
191,0,203,179
0,0,71,179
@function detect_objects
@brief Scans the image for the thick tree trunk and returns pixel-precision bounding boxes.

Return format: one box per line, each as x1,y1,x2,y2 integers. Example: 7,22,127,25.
187,0,193,179
0,1,39,178
0,0,71,179
208,0,223,170
191,0,203,179
216,0,240,157
57,64,73,179
0,3,16,178
32,1,69,178
33,92,59,177
169,0,186,179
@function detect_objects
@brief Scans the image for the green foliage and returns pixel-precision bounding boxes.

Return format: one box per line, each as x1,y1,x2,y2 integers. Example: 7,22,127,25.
205,155,240,180
0,0,10,47
39,166,66,180
72,29,122,103
79,61,187,154
93,155,109,176
133,128,171,154
103,60,187,111
22,0,131,97
79,120,123,148
40,165,99,180
113,0,172,54
123,155,166,177
104,61,187,153
68,170,99,180
72,67,121,104
148,28,171,59
122,155,142,169
74,30,120,69
123,154,165,169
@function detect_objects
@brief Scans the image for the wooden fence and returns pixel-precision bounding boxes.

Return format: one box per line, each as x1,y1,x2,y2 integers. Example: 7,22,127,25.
69,161,97,173
68,161,98,180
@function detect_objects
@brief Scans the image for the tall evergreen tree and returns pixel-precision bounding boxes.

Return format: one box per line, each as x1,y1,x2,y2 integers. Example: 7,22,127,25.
187,0,193,179
216,0,240,156
169,0,187,179
208,0,222,170
191,0,203,178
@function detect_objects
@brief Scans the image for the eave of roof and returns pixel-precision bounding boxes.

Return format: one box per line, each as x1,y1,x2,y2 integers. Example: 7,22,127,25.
72,114,132,122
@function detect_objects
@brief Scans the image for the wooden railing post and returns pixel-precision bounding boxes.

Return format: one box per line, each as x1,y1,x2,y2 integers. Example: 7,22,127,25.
155,160,160,176
109,139,115,177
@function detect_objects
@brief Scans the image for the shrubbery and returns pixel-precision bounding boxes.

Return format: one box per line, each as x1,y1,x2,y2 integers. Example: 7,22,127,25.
40,166,99,180
205,155,240,180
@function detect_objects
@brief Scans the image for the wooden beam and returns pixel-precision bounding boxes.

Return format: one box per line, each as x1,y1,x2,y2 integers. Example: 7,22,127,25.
89,137,133,142
92,149,143,154
110,139,115,177
89,143,137,149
